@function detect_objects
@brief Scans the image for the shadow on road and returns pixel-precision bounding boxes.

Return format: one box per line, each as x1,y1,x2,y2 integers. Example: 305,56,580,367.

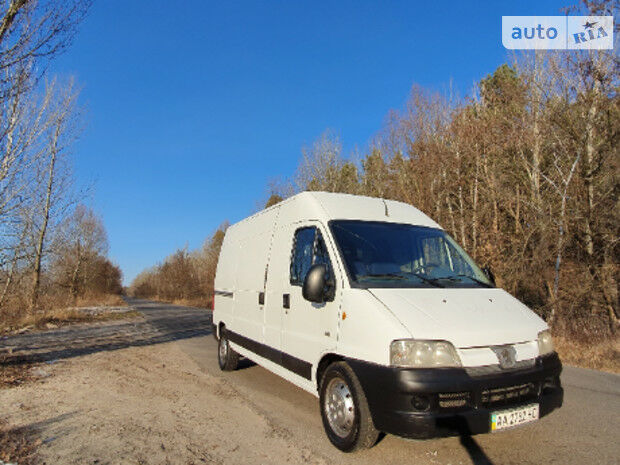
0,300,212,366
459,433,495,465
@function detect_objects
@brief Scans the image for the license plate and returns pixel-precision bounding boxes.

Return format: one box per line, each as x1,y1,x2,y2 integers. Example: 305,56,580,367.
490,404,539,432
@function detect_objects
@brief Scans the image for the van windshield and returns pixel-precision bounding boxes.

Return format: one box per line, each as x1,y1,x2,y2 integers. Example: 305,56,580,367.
329,220,493,289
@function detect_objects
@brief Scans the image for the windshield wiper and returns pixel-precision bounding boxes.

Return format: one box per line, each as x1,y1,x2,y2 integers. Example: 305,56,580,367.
407,272,445,288
359,273,407,280
433,274,493,288
359,273,445,288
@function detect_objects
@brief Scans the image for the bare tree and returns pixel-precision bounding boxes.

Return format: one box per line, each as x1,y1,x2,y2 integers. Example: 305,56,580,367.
52,205,108,303
129,224,229,308
295,130,360,193
0,0,89,229
540,147,581,326
0,2,96,324
29,78,80,308
0,1,91,97
0,66,51,227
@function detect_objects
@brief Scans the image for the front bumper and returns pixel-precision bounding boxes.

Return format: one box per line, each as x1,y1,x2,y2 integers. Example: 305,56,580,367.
347,352,563,439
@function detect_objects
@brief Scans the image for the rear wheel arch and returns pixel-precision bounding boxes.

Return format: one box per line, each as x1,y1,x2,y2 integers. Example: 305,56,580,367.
217,322,226,339
217,325,239,371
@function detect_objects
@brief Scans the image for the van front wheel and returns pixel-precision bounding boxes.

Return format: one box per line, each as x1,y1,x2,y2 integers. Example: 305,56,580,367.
217,329,239,371
319,362,379,452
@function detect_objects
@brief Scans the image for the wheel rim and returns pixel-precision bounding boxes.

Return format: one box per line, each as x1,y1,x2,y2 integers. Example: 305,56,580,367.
324,376,355,438
219,336,228,361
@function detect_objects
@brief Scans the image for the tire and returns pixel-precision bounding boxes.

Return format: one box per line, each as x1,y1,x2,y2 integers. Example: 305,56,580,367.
217,328,239,371
319,361,379,452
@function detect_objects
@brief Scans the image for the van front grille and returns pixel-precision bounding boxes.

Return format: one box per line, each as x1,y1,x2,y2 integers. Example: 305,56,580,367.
481,383,538,407
438,391,471,409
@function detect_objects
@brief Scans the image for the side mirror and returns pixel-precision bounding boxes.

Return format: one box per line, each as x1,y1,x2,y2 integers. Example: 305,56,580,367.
303,264,327,303
482,265,496,286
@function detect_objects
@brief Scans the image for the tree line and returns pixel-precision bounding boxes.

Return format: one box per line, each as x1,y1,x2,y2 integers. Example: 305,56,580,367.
0,1,122,327
129,225,227,307
131,1,617,340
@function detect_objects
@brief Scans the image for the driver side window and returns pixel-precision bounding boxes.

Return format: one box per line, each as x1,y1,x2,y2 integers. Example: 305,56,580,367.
289,227,334,287
290,227,315,286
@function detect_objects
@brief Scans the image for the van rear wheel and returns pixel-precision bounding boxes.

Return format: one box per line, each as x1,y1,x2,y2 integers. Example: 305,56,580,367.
319,362,379,452
217,329,239,371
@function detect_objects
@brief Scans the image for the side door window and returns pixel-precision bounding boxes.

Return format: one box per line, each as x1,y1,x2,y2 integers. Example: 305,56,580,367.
290,227,335,299
313,231,335,300
290,227,316,286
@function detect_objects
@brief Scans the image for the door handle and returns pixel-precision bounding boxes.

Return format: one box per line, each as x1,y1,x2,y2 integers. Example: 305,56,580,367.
283,293,290,309
258,292,265,305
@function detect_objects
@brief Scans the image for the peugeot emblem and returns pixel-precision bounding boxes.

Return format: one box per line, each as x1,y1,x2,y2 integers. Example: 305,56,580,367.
492,345,517,369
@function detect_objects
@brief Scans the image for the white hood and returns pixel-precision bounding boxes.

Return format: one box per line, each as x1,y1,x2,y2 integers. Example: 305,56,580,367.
370,287,546,349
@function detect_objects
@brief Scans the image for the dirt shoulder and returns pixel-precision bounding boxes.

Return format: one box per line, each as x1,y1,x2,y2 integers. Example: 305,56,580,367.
0,340,326,465
0,305,142,390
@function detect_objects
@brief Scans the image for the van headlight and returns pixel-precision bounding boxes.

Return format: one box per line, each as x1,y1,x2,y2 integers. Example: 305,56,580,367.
537,330,554,356
390,340,462,368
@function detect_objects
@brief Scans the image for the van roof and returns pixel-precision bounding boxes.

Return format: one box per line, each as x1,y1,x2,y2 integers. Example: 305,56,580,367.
231,191,441,230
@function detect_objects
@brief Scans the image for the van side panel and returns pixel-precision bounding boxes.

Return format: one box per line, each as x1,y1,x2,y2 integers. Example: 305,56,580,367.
263,223,291,352
226,207,279,342
233,231,272,342
213,228,240,331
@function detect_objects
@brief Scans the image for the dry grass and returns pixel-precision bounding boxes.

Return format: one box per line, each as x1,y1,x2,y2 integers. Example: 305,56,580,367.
132,295,212,309
0,419,39,465
0,308,141,335
0,363,35,389
554,335,620,373
0,294,140,335
75,293,127,307
172,297,211,309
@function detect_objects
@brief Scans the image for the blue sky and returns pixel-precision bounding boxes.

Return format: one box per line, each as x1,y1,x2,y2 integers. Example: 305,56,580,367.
49,0,570,284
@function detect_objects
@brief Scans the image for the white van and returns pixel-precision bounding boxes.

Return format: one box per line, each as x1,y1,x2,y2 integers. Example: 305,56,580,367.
212,192,563,452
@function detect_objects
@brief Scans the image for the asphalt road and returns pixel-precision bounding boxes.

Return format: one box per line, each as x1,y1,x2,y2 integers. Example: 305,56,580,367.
7,298,617,464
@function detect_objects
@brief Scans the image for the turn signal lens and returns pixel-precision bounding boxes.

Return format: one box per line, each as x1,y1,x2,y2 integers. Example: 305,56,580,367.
390,340,462,368
537,330,554,356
